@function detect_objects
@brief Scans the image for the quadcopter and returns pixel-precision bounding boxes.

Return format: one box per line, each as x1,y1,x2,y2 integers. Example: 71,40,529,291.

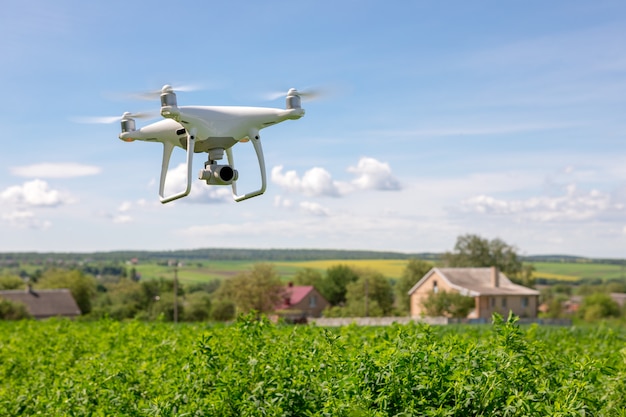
113,85,306,203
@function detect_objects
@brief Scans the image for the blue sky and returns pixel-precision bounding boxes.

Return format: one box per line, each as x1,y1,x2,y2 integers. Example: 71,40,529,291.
1,1,625,257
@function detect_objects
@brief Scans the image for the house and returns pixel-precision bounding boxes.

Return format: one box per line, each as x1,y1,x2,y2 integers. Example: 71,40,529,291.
561,293,626,315
408,267,540,319
0,287,81,319
275,284,330,321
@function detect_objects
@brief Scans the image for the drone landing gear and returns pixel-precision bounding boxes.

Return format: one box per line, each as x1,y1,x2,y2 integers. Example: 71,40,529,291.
198,132,267,202
158,128,196,204
230,130,267,202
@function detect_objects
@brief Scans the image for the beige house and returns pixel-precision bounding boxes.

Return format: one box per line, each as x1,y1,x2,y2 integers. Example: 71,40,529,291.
408,267,539,319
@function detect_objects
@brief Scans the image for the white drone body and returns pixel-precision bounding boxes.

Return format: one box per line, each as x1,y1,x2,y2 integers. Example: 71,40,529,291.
118,85,305,203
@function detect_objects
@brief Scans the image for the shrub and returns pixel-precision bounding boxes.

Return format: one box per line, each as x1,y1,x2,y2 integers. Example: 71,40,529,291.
0,297,31,320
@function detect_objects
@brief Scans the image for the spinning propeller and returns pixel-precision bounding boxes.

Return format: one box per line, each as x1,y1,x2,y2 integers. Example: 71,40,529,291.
71,111,159,124
263,87,328,102
127,84,204,101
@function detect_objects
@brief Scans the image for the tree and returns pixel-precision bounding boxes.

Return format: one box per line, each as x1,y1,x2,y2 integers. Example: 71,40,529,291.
0,297,31,320
183,292,212,322
395,259,432,314
442,234,535,287
293,268,324,288
210,299,236,321
149,292,183,322
321,265,359,306
294,264,360,307
579,292,620,322
215,263,285,315
343,269,395,317
37,269,97,314
420,290,476,318
0,274,25,290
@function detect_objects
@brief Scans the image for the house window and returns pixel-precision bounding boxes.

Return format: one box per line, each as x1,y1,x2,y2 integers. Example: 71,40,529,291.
309,295,317,308
522,297,528,308
502,297,507,308
491,297,496,308
433,280,439,293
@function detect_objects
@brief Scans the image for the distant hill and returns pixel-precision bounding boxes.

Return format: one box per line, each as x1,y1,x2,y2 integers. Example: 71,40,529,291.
1,249,622,266
0,248,441,263
522,255,626,265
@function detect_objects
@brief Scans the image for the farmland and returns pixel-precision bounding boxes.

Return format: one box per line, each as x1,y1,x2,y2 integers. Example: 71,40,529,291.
2,249,625,283
531,261,626,282
1,314,625,416
129,258,626,284
130,259,411,283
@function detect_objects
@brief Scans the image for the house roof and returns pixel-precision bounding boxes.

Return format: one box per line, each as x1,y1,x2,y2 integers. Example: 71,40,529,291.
276,285,316,310
610,293,626,306
0,289,81,318
408,267,540,297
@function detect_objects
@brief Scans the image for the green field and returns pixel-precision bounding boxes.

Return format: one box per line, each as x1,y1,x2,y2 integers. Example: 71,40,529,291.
4,253,625,284
532,261,626,282
134,258,626,284
134,259,415,283
1,315,625,416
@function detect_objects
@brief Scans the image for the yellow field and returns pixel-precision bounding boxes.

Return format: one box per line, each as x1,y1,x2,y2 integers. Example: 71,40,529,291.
531,271,580,282
277,261,581,282
275,259,418,278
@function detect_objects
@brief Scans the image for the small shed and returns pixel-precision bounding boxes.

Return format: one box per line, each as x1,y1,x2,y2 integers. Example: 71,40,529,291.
0,288,81,319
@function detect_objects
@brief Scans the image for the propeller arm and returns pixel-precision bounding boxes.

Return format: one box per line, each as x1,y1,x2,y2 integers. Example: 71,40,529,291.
159,128,196,204
231,130,266,202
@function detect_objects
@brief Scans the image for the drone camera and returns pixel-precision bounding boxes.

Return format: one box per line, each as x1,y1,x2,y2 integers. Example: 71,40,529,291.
199,163,239,185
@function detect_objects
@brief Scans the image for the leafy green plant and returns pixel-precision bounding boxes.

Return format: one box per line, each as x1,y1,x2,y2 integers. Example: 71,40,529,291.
0,315,624,416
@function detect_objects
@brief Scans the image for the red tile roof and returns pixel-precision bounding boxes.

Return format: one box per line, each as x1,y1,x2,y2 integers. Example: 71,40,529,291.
277,285,314,310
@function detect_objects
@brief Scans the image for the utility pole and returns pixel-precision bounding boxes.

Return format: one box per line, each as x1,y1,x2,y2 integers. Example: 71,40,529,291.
364,278,369,317
173,260,179,324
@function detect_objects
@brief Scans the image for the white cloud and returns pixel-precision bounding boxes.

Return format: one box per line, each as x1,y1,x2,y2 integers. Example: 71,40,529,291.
118,201,132,212
347,157,401,191
300,201,330,217
113,214,133,224
271,157,401,197
1,210,51,229
271,165,344,197
367,123,571,139
10,163,101,178
0,179,66,207
461,183,624,222
274,195,293,209
106,199,156,224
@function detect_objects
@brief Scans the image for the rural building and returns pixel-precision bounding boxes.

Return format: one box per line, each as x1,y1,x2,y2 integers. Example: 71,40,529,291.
0,287,81,319
408,267,540,319
274,284,329,321
559,293,626,315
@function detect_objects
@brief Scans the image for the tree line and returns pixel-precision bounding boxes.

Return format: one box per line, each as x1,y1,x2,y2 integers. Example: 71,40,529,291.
2,234,626,322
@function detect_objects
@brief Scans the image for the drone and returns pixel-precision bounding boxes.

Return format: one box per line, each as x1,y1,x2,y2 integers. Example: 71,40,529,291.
112,85,306,203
